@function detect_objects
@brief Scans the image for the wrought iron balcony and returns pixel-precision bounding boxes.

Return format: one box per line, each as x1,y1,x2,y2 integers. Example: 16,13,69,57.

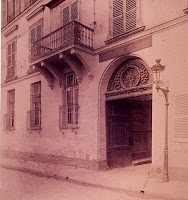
31,21,94,62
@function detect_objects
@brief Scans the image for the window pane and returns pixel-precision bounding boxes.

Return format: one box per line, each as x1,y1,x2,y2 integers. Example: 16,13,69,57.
8,44,11,55
12,41,16,53
12,53,15,66
66,74,74,87
36,25,41,40
67,89,73,104
8,0,14,16
71,1,78,21
63,6,69,25
31,28,36,44
8,56,11,67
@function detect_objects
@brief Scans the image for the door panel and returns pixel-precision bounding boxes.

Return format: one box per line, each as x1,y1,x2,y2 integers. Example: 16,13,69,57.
106,101,132,168
106,98,152,168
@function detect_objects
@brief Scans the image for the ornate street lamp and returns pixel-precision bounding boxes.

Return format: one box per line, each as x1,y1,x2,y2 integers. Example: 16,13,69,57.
151,59,169,182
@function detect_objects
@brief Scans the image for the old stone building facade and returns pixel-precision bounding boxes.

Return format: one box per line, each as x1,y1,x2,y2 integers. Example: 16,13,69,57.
1,0,188,181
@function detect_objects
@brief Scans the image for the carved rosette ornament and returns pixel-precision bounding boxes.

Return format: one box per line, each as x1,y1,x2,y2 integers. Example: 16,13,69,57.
108,61,150,92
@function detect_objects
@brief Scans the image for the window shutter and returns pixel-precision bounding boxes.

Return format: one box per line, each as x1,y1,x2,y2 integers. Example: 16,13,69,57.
175,94,188,139
125,0,137,31
8,0,14,20
36,25,41,40
12,41,16,70
31,28,36,44
63,6,70,25
25,0,30,9
2,0,7,26
71,1,78,21
12,41,16,53
7,44,12,67
113,0,124,36
15,0,21,16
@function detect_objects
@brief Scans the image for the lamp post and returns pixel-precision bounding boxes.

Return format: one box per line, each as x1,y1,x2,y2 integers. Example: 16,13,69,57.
151,59,169,182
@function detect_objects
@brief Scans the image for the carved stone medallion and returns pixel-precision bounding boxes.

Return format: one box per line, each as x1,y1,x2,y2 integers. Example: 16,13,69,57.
107,60,150,92
121,66,140,89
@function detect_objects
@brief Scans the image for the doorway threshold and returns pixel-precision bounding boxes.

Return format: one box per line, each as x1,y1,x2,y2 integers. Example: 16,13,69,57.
132,157,152,166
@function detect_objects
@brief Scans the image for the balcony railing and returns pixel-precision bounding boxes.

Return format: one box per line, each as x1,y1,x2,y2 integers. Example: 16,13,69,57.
31,21,94,61
27,110,41,130
3,113,15,131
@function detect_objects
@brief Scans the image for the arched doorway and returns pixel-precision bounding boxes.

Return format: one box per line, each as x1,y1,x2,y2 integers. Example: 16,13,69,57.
98,56,153,169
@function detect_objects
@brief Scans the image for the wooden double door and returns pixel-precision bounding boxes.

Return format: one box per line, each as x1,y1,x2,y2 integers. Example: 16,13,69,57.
106,99,152,168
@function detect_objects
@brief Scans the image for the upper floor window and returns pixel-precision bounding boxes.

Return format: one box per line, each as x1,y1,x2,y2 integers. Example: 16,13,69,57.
7,0,20,23
62,0,78,26
29,20,42,63
110,0,141,37
4,89,15,131
27,81,41,130
6,38,17,82
30,22,42,45
2,0,38,26
60,73,79,129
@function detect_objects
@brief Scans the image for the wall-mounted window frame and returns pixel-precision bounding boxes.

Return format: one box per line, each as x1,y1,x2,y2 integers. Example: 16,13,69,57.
4,89,15,131
59,72,79,129
27,81,41,130
60,0,79,26
6,37,17,82
29,19,43,63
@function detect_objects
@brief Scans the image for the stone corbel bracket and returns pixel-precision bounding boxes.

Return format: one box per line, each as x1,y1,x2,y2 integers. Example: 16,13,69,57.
59,53,82,83
41,61,62,87
35,65,54,89
70,49,94,81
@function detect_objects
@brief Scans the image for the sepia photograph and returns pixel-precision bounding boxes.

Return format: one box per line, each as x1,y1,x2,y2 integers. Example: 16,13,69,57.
1,0,188,199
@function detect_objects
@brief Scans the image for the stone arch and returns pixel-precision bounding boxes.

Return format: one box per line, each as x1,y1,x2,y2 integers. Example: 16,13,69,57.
97,55,153,168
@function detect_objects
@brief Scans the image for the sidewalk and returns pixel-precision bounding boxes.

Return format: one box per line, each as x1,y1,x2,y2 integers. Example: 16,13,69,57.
1,157,188,200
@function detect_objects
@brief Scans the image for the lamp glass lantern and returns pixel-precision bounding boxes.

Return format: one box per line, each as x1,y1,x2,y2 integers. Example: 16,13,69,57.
151,59,165,85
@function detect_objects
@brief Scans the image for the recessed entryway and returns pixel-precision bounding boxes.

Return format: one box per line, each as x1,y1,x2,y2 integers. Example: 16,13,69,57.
106,94,152,168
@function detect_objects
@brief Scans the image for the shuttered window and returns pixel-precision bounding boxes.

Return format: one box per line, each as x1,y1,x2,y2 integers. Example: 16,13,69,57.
112,0,138,37
6,39,16,80
7,0,21,23
2,0,7,26
62,0,78,26
7,0,15,22
15,0,21,17
174,94,188,140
